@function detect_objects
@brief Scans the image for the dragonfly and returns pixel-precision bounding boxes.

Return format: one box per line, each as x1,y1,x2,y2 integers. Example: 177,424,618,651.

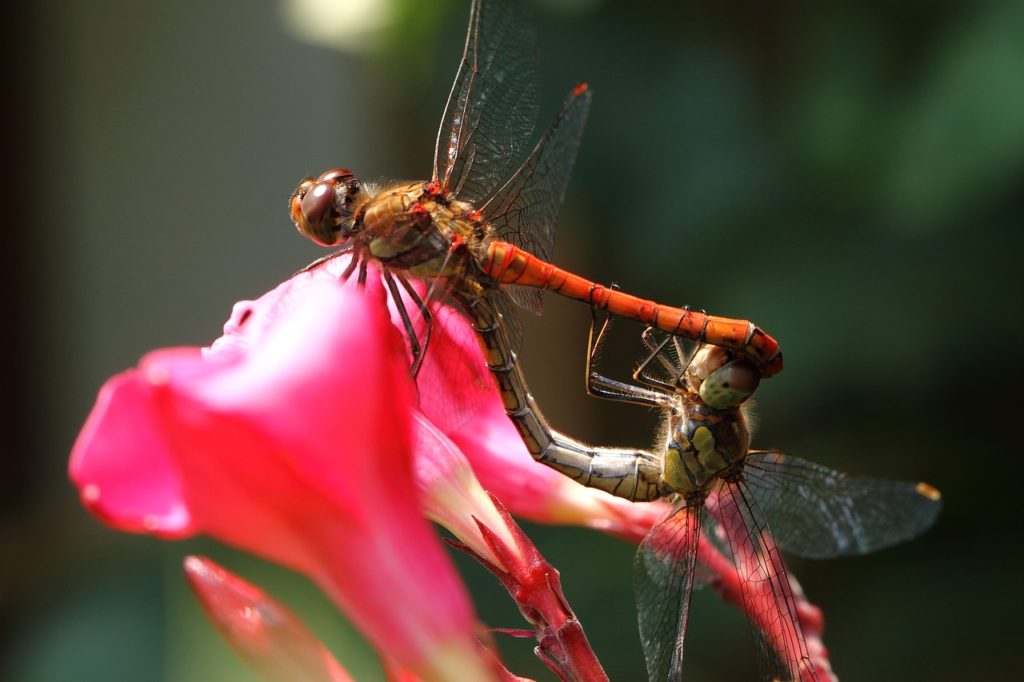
582,316,943,681
289,0,783,379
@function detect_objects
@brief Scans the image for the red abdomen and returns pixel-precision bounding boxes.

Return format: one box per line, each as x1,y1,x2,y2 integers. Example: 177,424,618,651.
482,241,783,376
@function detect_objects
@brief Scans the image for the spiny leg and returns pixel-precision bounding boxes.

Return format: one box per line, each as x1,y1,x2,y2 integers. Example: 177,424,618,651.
638,314,705,389
641,316,688,377
672,334,689,371
383,272,427,379
633,329,678,392
656,315,703,377
317,250,433,382
585,290,668,408
395,274,434,380
640,328,676,372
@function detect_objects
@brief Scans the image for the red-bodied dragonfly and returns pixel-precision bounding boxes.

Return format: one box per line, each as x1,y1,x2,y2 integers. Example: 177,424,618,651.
289,0,782,379
583,317,942,681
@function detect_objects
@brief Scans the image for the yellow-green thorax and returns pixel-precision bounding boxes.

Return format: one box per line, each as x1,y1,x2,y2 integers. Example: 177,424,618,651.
661,398,750,495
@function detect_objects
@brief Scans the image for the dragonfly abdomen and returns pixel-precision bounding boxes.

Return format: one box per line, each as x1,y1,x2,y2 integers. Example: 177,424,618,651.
454,291,663,502
482,241,783,376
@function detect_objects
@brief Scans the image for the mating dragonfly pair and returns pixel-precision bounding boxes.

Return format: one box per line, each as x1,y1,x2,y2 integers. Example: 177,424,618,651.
289,0,941,679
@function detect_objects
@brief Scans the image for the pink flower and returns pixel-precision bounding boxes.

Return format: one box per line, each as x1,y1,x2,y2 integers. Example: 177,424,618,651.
70,280,494,681
183,555,353,682
226,255,667,538
70,252,835,680
413,412,608,680
346,258,672,537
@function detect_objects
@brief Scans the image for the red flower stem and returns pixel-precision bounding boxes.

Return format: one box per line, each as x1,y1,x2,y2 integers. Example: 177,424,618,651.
452,494,609,682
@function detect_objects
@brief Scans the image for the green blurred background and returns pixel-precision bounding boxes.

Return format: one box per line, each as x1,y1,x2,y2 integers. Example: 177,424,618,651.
4,0,1022,680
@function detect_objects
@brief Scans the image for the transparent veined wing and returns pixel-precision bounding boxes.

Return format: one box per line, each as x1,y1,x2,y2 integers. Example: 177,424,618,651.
634,501,701,682
433,0,540,205
744,451,943,559
487,288,525,358
481,83,592,315
709,481,820,682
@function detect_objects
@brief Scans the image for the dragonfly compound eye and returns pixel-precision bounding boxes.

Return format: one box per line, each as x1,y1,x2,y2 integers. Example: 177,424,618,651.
289,169,364,247
699,359,760,409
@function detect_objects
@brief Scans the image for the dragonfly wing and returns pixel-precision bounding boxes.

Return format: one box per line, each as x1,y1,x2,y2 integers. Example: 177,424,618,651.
710,481,819,682
744,451,943,559
634,502,701,682
433,0,540,205
482,83,592,266
489,288,525,357
503,283,544,317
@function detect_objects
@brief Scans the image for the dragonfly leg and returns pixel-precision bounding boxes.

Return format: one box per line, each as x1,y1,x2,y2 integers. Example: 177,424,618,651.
338,251,361,282
672,334,689,373
395,275,434,380
356,258,368,286
641,314,695,374
632,330,678,392
293,245,354,277
584,308,668,408
383,272,427,379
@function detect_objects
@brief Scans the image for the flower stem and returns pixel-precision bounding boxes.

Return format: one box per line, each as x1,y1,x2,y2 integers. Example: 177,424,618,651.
449,494,609,682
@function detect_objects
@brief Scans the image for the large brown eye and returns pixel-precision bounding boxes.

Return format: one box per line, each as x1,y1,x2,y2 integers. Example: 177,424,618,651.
300,182,336,228
317,168,354,184
699,359,760,408
289,169,363,247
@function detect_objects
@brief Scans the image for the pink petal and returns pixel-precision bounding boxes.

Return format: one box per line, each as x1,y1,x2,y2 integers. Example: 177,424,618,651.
184,555,353,682
71,282,491,677
70,363,193,536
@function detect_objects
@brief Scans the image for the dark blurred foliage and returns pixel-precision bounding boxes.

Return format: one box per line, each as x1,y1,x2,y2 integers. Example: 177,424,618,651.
3,0,1022,680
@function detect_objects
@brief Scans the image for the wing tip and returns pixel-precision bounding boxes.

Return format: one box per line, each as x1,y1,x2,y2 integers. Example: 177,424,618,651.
915,481,942,502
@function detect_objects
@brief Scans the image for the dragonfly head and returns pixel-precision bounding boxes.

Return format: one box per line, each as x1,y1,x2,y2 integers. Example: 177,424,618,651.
290,168,368,246
685,345,760,409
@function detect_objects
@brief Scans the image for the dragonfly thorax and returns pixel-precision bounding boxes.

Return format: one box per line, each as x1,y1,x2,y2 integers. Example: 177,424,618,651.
358,182,488,278
659,344,757,493
662,398,751,494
